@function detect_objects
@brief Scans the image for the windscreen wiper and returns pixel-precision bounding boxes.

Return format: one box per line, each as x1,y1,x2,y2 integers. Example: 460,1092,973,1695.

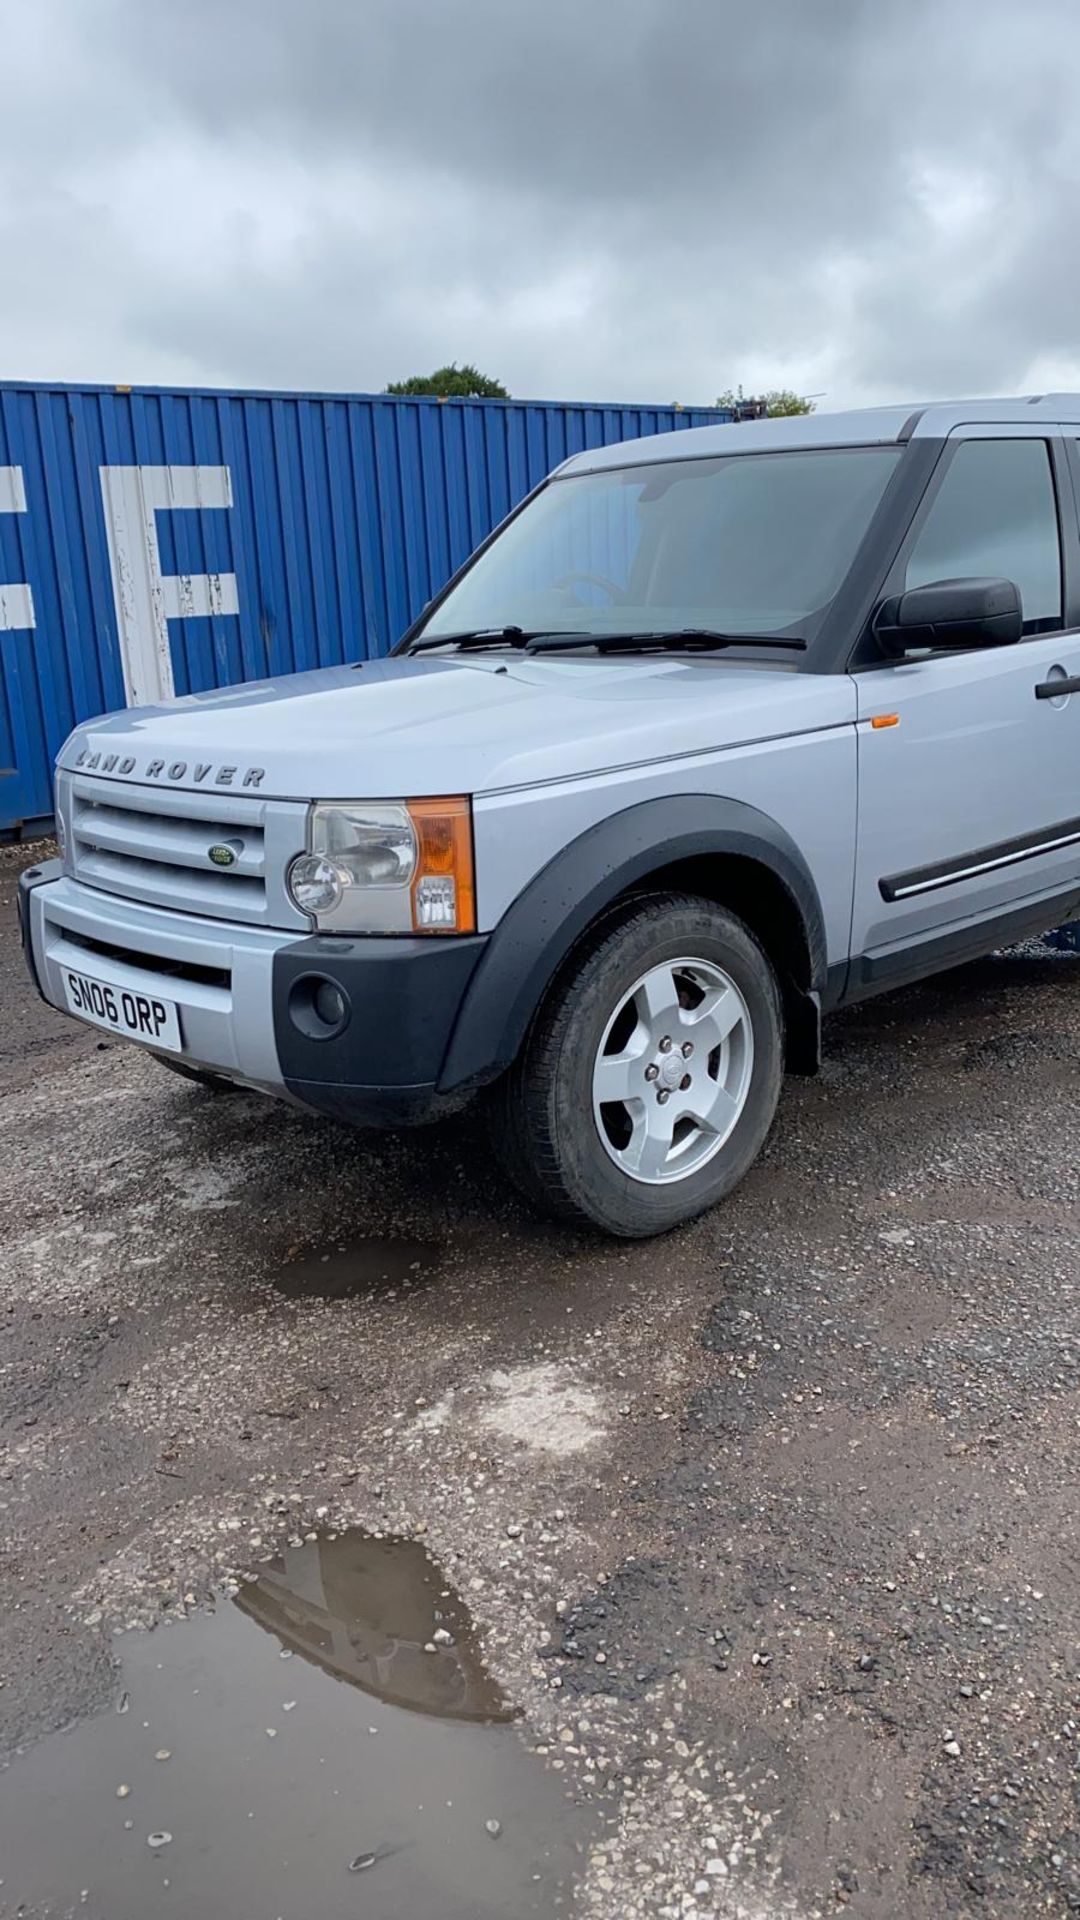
524,628,807,655
407,625,806,656
407,626,591,654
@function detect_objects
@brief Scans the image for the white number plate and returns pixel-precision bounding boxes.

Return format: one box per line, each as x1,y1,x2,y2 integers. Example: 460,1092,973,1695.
62,967,183,1053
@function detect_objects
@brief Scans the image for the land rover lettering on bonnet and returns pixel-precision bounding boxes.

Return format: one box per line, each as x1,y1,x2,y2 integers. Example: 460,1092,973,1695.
23,395,1080,1237
72,750,266,787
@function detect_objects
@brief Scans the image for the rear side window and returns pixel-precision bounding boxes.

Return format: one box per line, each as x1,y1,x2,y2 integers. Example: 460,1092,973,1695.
904,438,1061,632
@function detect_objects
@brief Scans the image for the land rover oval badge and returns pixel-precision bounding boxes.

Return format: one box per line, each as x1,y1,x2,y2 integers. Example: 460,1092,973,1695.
208,841,239,868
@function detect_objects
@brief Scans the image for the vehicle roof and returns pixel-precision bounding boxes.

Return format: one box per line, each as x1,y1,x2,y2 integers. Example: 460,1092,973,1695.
561,394,1080,473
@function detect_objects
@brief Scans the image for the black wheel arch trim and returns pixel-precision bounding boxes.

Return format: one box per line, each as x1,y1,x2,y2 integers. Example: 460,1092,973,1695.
438,794,828,1093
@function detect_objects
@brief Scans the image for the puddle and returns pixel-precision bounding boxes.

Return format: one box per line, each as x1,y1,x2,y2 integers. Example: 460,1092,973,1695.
234,1531,508,1721
271,1236,442,1299
0,1531,587,1919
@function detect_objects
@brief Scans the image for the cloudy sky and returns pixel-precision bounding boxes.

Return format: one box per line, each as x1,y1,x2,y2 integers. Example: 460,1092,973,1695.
2,0,1079,412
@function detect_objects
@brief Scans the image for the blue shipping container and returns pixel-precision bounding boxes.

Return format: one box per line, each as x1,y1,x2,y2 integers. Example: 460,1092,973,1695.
0,380,729,835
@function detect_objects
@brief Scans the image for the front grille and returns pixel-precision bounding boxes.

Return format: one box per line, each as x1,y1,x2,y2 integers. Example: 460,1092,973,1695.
63,772,309,929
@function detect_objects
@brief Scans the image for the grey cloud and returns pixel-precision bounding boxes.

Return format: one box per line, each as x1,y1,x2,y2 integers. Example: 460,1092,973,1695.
3,0,1080,406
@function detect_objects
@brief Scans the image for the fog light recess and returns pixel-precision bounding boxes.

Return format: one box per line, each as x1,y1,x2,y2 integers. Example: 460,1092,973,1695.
287,973,352,1040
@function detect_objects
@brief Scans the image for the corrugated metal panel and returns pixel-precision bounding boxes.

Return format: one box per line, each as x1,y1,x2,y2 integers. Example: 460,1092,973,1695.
0,380,730,833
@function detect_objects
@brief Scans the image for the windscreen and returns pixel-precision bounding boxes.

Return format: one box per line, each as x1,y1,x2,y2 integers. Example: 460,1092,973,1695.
418,445,901,643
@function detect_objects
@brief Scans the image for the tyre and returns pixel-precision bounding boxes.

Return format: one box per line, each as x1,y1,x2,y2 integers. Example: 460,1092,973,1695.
491,893,784,1238
154,1055,240,1094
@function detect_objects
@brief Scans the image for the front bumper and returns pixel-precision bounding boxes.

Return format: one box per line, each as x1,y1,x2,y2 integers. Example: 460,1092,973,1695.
20,863,487,1125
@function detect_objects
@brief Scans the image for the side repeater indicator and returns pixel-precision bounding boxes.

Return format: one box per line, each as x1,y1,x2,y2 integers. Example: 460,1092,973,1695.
870,713,900,730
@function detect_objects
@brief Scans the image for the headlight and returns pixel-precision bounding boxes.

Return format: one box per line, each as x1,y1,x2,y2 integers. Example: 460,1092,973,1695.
287,854,349,915
287,798,476,935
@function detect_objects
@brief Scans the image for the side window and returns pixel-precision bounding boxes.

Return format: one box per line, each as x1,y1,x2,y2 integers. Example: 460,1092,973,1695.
905,438,1062,633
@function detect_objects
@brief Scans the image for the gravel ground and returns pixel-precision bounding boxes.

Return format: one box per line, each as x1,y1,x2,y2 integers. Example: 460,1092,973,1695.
2,839,1079,1918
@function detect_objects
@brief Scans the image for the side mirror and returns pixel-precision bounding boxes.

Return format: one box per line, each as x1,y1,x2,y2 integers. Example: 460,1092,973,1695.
874,576,1023,657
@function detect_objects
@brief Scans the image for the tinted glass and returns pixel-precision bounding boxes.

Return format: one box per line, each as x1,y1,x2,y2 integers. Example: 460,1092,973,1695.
420,447,902,643
905,438,1061,630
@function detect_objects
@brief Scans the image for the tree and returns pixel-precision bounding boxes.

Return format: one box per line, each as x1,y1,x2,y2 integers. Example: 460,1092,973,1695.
761,388,815,417
386,363,510,400
716,385,815,419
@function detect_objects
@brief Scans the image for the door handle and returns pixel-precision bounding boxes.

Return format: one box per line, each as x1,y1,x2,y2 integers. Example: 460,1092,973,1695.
1035,675,1080,699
